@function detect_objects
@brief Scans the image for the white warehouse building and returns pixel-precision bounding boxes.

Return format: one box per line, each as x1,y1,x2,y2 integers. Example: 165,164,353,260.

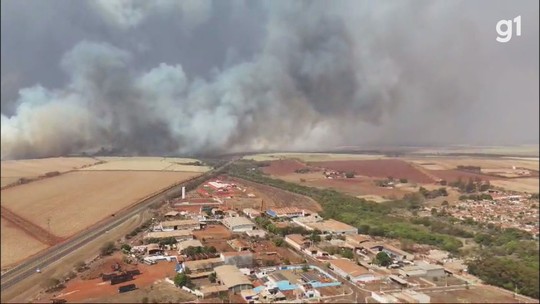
222,216,255,232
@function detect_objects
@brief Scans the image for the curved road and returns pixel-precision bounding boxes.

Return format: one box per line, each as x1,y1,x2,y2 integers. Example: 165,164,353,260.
0,159,234,293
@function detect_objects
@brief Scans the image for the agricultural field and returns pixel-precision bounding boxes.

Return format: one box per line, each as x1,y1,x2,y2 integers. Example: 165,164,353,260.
310,159,434,183
243,152,386,162
412,145,539,157
490,178,539,193
428,285,537,303
1,170,200,238
0,157,101,187
82,157,211,172
408,156,539,171
0,220,48,267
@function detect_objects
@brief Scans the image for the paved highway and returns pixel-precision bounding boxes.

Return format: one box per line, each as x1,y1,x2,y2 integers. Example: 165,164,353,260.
0,159,234,293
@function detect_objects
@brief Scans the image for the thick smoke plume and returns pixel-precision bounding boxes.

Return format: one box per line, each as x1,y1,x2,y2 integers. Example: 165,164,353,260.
1,0,538,159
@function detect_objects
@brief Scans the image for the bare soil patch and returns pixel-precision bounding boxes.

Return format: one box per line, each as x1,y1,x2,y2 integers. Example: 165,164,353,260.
491,178,539,193
1,171,200,238
310,159,434,183
430,170,499,183
262,159,311,176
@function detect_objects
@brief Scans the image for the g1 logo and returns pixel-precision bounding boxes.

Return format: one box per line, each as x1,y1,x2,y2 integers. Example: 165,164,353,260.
496,16,521,43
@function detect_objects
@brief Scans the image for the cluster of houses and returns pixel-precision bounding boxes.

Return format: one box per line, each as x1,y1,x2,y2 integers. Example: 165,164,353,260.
124,179,456,303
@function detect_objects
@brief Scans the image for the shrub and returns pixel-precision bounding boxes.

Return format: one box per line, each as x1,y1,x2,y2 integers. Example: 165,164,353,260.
100,241,116,256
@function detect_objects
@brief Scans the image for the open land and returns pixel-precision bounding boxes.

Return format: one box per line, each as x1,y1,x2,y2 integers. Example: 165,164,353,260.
1,220,48,267
243,152,387,162
1,157,101,187
82,157,211,172
490,178,540,193
1,171,200,238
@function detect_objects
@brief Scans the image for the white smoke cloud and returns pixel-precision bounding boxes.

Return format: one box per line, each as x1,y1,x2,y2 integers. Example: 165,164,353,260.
92,0,211,31
1,0,538,159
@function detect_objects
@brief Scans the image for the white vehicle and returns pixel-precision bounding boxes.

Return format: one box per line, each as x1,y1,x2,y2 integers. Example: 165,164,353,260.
36,268,41,273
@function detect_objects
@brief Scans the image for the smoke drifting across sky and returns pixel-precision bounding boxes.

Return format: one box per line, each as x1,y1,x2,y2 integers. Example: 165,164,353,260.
1,0,538,159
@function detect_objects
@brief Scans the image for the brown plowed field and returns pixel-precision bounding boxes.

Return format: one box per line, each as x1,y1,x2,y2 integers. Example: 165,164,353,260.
1,206,63,246
262,159,315,176
310,159,435,183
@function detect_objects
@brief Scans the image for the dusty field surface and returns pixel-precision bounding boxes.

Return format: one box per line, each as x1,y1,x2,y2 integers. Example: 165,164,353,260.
227,176,322,212
307,177,411,199
413,145,539,157
224,197,263,210
429,169,499,183
53,261,184,303
427,285,538,303
408,156,540,171
491,178,539,193
244,152,387,162
1,171,200,238
1,157,100,187
193,225,233,241
0,219,48,268
356,195,391,203
82,157,211,172
310,159,434,183
1,206,63,246
261,159,313,175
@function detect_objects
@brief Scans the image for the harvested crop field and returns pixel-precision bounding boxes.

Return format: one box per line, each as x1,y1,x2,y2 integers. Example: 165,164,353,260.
311,159,434,183
1,219,48,268
261,159,312,175
82,157,211,172
1,171,200,238
244,153,386,162
491,178,539,193
408,156,540,171
430,169,499,183
1,157,100,187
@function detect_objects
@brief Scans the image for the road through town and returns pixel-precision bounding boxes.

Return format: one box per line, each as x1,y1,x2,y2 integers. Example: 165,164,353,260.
0,159,234,298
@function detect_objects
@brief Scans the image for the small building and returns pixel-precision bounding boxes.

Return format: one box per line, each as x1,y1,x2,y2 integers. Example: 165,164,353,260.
345,234,372,248
328,259,377,282
245,229,267,238
144,230,193,242
393,290,431,303
159,219,200,231
220,251,254,268
306,219,358,235
285,234,311,251
228,239,251,252
176,239,204,254
266,207,312,218
146,243,163,255
360,242,414,261
163,211,180,218
183,257,223,272
243,208,262,219
400,262,445,278
222,216,255,232
214,265,254,293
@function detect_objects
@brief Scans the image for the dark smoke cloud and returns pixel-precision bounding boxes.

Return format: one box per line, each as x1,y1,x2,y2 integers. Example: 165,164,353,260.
1,0,538,159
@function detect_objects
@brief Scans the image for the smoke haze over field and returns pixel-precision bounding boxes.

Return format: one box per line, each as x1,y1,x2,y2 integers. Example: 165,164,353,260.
1,0,538,159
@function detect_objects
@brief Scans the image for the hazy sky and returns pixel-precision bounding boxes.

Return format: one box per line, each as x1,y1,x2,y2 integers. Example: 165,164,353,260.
1,0,538,159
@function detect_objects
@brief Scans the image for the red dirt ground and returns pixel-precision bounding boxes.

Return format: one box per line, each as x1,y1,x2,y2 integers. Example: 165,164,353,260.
55,260,177,302
193,225,232,241
262,159,314,176
310,159,434,183
430,170,500,183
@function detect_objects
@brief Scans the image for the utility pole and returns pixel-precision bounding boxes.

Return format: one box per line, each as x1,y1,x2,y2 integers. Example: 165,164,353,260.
47,217,51,233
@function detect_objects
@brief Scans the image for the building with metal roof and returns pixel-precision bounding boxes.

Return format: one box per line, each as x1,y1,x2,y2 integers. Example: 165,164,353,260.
214,265,254,293
222,216,255,232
